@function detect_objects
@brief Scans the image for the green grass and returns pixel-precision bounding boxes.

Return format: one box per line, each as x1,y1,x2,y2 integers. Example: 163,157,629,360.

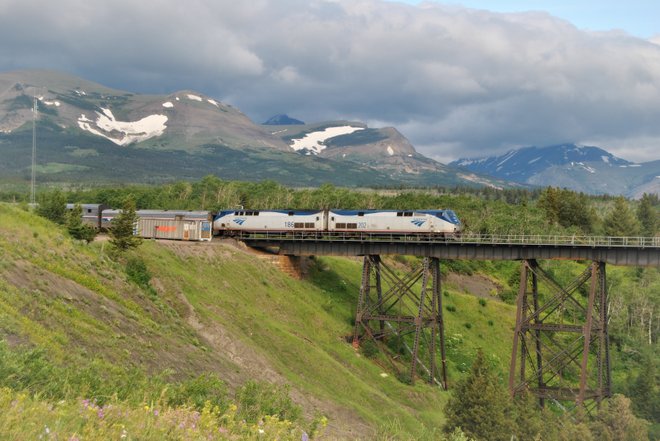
0,204,458,436
0,202,654,438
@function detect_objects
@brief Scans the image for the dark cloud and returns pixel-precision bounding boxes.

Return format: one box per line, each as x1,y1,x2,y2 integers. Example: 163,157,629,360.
1,0,659,162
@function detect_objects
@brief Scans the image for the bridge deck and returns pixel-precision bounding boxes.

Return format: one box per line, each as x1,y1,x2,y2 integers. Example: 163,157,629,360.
238,232,660,267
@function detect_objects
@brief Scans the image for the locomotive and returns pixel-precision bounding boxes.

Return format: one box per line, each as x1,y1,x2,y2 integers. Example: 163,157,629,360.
213,209,461,237
68,204,462,241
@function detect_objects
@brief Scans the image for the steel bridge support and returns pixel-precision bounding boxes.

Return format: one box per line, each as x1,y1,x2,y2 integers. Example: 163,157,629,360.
509,260,611,410
352,255,447,388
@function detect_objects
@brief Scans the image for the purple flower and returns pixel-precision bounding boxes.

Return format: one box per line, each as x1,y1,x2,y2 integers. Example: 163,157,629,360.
97,409,105,419
153,409,159,416
302,431,309,441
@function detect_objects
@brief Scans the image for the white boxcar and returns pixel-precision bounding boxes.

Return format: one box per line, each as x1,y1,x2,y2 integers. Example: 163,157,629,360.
136,210,213,241
328,209,461,235
214,209,326,233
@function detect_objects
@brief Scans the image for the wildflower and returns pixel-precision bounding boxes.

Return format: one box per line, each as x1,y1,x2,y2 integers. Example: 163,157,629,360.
97,408,105,419
258,429,265,434
153,409,159,416
302,432,309,441
144,405,150,411
120,429,128,439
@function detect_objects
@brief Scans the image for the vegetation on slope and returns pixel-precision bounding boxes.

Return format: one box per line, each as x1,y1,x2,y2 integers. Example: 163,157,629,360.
0,180,657,439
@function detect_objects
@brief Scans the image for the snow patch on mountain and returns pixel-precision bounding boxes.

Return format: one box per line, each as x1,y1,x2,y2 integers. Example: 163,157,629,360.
39,97,61,107
162,102,174,108
290,126,364,155
387,146,394,156
77,108,168,146
186,94,202,102
207,99,219,107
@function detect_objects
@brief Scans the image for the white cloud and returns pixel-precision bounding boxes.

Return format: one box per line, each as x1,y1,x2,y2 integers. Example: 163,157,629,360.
1,0,659,162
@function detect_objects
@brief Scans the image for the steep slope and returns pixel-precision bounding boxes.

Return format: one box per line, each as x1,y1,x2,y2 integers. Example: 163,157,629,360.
450,144,660,196
0,203,526,438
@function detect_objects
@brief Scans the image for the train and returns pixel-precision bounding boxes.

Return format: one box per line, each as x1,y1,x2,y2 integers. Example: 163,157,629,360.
67,204,462,241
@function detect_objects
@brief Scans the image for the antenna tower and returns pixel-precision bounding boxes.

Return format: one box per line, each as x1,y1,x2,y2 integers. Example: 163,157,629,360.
31,96,37,206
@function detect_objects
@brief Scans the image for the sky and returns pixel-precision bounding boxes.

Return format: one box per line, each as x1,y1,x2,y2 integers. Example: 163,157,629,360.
0,0,659,163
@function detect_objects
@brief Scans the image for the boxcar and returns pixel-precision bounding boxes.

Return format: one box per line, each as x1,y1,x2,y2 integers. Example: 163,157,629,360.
136,210,213,241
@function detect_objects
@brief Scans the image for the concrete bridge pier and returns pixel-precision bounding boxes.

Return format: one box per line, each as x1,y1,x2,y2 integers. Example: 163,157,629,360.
352,255,448,388
509,260,611,410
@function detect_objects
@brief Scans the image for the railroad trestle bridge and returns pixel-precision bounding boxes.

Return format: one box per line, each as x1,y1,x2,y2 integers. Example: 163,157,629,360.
240,232,660,410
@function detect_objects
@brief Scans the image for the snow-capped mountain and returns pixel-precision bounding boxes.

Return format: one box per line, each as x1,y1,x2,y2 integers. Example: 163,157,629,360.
450,144,660,197
264,121,504,184
0,69,514,189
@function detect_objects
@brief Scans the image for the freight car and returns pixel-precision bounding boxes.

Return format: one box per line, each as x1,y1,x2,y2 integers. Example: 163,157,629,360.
65,205,213,241
135,210,213,241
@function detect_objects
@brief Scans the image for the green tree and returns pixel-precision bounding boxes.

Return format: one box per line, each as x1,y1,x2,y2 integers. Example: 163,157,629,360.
603,197,641,237
511,390,544,440
65,204,97,243
590,394,650,441
537,187,596,233
109,198,142,252
629,354,659,422
443,349,513,441
637,193,659,237
35,190,67,224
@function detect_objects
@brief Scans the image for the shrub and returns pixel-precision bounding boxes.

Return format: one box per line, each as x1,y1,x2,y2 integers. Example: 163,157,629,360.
360,339,379,359
167,373,229,412
235,380,302,424
35,190,66,224
446,305,457,312
478,298,487,307
125,257,151,288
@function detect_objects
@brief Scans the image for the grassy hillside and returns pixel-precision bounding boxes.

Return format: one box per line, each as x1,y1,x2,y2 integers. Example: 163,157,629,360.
0,203,528,439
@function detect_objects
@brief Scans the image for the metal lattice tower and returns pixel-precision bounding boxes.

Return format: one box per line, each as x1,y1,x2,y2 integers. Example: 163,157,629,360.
30,96,38,206
509,259,611,410
352,256,448,388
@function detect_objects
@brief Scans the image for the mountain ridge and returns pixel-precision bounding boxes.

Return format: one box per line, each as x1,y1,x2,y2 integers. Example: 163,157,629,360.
0,69,514,189
450,144,659,197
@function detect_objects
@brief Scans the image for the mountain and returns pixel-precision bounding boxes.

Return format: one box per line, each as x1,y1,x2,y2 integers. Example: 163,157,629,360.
263,121,516,188
450,144,660,197
0,69,512,189
262,114,305,125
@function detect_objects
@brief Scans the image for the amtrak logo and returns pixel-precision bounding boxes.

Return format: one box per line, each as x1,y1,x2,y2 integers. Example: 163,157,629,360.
233,218,247,226
411,219,426,227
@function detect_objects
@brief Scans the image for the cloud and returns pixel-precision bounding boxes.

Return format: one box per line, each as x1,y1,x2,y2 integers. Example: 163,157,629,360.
1,0,659,162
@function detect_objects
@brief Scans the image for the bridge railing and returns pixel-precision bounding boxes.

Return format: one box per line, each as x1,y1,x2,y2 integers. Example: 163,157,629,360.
235,231,660,248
